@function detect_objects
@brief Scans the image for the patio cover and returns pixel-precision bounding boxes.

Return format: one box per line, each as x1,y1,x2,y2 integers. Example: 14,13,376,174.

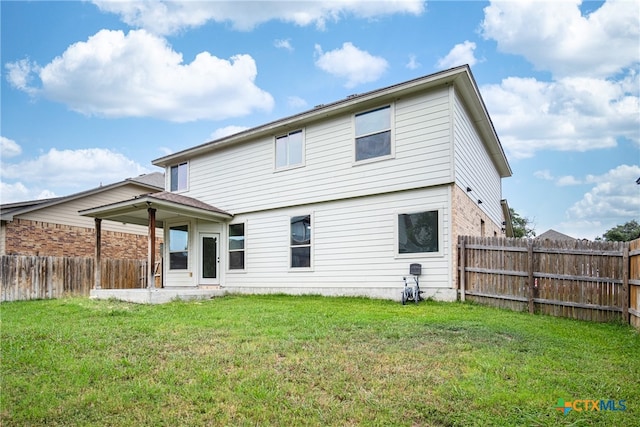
79,191,232,227
79,191,232,290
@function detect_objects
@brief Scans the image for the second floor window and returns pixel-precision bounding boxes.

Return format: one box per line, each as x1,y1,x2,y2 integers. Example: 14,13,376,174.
355,105,391,162
275,130,303,169
170,162,188,191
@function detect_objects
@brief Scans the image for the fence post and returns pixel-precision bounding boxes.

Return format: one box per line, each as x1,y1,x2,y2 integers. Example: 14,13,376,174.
527,239,535,314
147,208,156,290
459,236,466,302
622,243,629,324
94,218,102,290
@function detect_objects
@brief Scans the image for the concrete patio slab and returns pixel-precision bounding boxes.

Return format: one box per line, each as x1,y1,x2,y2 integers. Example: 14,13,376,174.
90,288,226,304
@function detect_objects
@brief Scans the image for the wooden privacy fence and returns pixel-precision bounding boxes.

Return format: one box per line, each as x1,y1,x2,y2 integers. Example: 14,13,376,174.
458,236,640,328
630,238,640,329
0,255,147,302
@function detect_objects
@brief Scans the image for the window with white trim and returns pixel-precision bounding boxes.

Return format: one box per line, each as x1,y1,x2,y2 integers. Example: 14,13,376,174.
169,224,189,269
290,215,311,268
275,130,303,169
170,162,188,192
398,211,439,254
355,105,391,162
228,223,245,270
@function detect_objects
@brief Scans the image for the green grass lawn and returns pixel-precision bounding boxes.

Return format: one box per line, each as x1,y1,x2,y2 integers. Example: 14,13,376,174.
1,295,638,426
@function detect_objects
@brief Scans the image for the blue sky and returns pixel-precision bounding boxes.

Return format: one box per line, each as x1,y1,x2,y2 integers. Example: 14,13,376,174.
1,0,638,240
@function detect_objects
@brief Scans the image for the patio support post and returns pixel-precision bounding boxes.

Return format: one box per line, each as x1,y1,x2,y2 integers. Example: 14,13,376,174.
94,218,102,290
147,208,156,289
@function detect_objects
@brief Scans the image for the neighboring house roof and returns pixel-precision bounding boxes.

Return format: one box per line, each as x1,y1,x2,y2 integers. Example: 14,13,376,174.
128,172,165,188
79,191,232,227
153,65,512,179
536,229,576,241
0,172,165,221
0,197,63,213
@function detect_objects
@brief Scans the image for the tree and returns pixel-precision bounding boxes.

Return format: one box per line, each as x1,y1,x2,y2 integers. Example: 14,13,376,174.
600,220,640,242
509,208,536,238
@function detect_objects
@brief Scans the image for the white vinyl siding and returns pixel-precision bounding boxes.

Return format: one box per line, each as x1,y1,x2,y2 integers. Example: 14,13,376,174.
452,90,503,225
186,87,453,214
223,187,451,291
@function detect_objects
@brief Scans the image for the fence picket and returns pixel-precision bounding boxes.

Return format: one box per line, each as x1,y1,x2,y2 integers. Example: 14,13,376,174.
1,255,146,301
459,236,638,328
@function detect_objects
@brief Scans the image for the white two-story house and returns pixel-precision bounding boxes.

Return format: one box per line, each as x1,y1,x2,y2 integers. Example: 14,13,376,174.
82,65,512,303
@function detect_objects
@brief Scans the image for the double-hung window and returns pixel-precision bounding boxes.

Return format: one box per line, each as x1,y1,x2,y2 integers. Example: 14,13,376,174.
228,223,245,270
398,210,440,254
290,215,311,268
355,105,392,162
275,130,303,169
170,162,188,192
169,224,189,269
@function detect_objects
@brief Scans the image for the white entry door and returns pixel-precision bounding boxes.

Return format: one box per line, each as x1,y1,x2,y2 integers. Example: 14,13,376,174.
200,233,220,285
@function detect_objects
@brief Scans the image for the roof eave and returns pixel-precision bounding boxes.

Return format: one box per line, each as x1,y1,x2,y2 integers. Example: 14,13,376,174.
79,195,232,225
2,179,164,220
153,65,481,168
452,69,512,178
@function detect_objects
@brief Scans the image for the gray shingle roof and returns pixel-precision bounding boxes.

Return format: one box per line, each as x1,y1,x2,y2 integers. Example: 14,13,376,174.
147,192,231,216
127,172,164,188
536,229,575,241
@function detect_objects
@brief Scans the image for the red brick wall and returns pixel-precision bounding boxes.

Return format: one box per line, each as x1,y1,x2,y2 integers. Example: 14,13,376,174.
451,184,504,290
3,218,162,260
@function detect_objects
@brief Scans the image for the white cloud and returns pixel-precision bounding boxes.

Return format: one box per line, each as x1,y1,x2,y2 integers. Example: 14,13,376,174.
274,39,294,52
545,164,640,239
556,175,582,186
6,29,274,122
209,126,250,141
0,181,31,203
406,54,420,70
568,164,640,222
0,148,150,202
314,42,388,88
287,96,308,109
0,137,22,158
437,41,478,69
4,58,40,96
36,189,57,200
93,0,425,34
534,170,554,181
534,170,583,186
481,0,639,78
158,147,173,156
479,1,639,160
1,183,57,203
482,74,639,158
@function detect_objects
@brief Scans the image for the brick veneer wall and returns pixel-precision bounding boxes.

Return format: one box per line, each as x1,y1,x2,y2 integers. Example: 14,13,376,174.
3,218,162,259
450,184,503,290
